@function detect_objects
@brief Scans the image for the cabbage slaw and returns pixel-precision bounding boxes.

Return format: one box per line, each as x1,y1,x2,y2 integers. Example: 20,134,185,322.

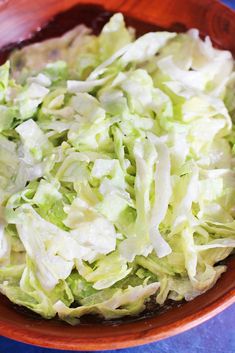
0,13,234,323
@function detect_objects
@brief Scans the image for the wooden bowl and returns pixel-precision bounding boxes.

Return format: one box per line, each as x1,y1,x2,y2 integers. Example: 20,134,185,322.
0,0,235,350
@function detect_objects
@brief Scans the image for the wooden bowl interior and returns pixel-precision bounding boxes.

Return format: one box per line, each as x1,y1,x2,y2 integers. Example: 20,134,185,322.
0,0,235,350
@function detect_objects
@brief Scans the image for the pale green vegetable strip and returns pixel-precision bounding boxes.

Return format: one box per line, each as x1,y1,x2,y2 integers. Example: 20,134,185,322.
0,13,234,323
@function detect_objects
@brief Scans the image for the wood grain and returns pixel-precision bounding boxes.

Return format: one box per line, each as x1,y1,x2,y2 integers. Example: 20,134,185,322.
0,0,234,350
0,0,235,53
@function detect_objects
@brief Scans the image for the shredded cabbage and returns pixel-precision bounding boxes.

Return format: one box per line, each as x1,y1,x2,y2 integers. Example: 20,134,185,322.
0,13,234,323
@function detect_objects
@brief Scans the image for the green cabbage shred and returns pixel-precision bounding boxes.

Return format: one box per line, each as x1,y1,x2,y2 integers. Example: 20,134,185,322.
0,13,235,323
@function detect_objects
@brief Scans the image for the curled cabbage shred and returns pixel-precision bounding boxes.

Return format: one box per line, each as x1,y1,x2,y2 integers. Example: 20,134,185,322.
0,13,234,323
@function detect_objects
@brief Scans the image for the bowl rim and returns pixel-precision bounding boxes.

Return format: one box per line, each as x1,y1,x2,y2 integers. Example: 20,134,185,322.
0,286,234,350
0,0,235,350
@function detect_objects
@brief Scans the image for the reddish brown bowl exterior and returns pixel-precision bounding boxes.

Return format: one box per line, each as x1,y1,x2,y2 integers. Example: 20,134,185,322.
0,0,235,350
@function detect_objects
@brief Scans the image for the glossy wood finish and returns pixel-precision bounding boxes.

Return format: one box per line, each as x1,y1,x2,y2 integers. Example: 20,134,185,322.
0,0,235,54
0,0,235,350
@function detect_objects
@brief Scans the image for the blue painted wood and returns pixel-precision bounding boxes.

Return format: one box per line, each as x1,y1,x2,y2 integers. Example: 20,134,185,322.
0,1,234,352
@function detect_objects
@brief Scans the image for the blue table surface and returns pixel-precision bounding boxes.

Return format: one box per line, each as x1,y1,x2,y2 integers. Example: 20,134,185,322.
1,0,235,352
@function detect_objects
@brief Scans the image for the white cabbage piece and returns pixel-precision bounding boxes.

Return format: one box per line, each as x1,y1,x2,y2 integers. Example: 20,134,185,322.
0,13,234,323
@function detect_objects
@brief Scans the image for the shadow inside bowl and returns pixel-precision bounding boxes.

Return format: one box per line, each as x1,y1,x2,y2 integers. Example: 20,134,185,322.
0,2,203,63
0,2,235,350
